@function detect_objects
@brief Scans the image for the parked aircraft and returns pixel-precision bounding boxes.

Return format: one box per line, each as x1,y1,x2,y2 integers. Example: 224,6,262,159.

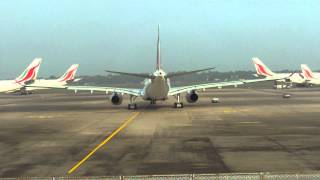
0,58,42,94
301,64,320,85
28,27,281,109
25,64,80,93
252,57,305,88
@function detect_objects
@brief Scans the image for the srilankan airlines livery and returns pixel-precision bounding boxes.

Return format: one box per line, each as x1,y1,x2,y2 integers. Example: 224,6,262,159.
28,26,281,109
0,58,42,94
301,64,320,85
252,57,305,88
26,64,80,92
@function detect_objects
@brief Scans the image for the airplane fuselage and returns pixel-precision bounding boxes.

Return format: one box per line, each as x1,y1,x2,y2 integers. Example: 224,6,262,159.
261,73,305,84
0,80,22,93
142,69,170,101
277,73,305,84
26,79,68,91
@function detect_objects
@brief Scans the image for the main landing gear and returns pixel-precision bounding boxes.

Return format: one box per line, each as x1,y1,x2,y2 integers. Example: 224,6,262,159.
20,87,30,95
128,95,137,110
174,93,183,108
150,99,156,104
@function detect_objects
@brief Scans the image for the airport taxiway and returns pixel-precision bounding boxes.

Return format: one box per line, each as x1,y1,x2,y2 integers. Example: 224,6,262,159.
1,88,320,177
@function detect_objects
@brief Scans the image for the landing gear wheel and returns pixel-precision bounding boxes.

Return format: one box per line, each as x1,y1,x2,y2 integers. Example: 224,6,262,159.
20,88,28,95
128,95,137,110
128,103,137,110
174,102,184,108
173,93,183,108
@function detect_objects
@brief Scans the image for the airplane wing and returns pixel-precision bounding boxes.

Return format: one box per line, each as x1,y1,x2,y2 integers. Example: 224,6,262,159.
26,84,142,96
168,77,279,96
67,86,142,96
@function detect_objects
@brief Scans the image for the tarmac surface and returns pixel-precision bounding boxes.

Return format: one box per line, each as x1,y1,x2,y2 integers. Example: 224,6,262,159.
1,88,320,177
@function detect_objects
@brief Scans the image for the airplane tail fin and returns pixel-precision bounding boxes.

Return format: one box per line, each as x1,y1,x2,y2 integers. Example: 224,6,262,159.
252,57,275,77
58,64,79,82
156,24,161,71
15,58,42,84
301,64,314,80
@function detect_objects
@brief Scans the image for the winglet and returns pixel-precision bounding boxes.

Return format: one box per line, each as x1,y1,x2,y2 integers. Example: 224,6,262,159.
15,58,42,84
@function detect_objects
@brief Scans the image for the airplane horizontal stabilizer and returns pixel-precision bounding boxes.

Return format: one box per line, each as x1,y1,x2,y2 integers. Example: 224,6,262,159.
166,67,215,78
105,70,151,78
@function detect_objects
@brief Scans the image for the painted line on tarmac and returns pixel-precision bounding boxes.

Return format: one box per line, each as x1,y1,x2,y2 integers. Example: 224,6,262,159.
68,112,140,174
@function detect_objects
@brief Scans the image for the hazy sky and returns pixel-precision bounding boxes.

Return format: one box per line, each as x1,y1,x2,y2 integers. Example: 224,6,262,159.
1,0,320,78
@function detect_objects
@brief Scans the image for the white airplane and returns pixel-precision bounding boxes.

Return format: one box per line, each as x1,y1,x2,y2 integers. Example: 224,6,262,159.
252,57,305,88
301,64,320,85
0,58,42,94
26,64,80,93
29,27,281,109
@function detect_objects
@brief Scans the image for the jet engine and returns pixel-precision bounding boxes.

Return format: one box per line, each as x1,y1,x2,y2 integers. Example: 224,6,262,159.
109,93,123,105
185,91,198,103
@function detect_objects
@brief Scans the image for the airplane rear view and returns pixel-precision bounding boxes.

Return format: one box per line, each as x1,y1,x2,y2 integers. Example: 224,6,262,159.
28,26,280,109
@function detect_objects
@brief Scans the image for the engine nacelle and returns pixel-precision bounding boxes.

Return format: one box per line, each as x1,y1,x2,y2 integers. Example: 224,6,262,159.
185,91,199,103
109,93,123,105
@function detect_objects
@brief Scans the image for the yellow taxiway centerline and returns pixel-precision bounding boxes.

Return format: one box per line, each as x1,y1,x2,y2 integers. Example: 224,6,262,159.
68,112,140,174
